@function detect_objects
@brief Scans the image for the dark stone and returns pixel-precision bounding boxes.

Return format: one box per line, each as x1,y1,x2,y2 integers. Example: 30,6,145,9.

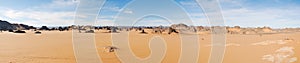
109,27,118,33
39,26,50,30
85,30,94,33
140,29,148,34
14,30,26,33
168,28,178,34
8,30,14,32
35,31,42,34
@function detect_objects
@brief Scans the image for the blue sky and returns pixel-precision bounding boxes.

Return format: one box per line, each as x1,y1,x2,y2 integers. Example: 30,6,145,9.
0,0,299,28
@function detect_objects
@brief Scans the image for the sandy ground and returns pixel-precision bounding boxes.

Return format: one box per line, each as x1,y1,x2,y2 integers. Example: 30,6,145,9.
0,30,299,63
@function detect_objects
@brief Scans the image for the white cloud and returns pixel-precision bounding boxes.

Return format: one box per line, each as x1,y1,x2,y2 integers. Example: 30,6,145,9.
30,0,78,12
187,6,300,28
47,0,78,7
178,1,199,8
1,9,75,26
123,9,133,14
221,7,300,28
102,6,121,12
0,0,299,28
96,19,115,26
0,0,78,26
220,0,244,5
177,0,299,28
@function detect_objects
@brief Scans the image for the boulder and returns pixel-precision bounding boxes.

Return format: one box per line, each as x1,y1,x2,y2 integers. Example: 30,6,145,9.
35,31,42,34
85,30,95,33
39,26,50,30
14,30,26,33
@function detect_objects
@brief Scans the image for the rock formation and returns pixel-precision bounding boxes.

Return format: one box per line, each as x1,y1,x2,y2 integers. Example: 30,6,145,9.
39,26,50,30
170,23,197,34
227,26,241,34
0,20,34,31
0,20,15,30
140,29,148,34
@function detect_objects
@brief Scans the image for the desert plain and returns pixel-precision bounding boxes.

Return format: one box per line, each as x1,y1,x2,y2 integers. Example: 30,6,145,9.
0,28,299,63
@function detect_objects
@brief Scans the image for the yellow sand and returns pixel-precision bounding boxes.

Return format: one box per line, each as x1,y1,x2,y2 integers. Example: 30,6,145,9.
0,30,299,63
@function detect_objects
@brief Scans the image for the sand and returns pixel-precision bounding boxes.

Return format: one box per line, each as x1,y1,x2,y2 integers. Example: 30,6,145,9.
0,31,75,63
0,30,299,63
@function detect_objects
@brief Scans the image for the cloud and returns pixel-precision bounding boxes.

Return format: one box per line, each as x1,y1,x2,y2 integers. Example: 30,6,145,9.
45,0,78,7
123,9,133,14
0,0,78,26
30,0,78,12
102,6,122,12
220,0,244,7
221,7,300,28
0,0,299,27
177,0,200,8
176,0,300,28
96,19,115,26
1,9,75,26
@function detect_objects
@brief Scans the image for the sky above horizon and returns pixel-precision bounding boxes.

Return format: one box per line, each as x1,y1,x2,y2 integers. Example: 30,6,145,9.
0,0,299,28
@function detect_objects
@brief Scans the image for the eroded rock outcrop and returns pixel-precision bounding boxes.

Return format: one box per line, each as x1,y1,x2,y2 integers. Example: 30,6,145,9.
0,20,15,30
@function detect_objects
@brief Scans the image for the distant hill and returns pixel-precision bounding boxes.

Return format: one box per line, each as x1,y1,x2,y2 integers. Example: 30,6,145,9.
0,20,32,30
0,20,15,30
